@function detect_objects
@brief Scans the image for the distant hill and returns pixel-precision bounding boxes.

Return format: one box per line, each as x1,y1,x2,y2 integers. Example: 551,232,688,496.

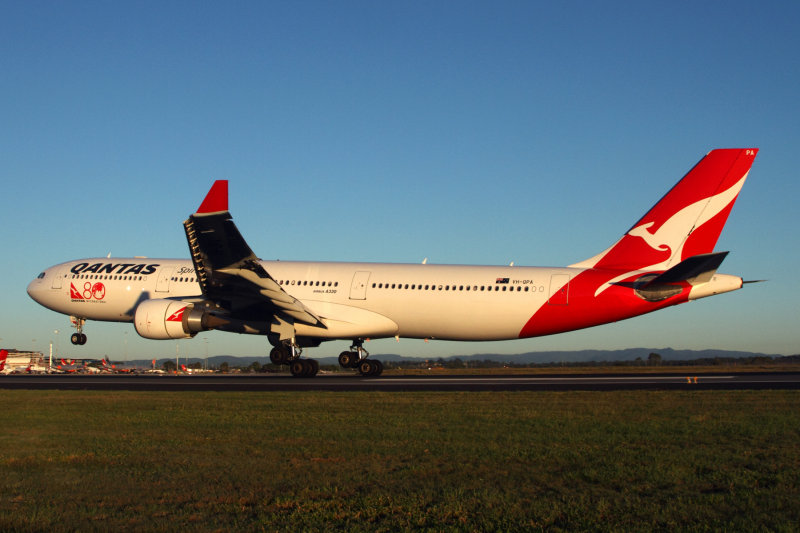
121,348,793,369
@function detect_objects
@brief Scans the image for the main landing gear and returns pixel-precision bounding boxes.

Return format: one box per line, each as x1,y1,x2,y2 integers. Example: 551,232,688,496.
269,342,319,377
338,340,384,377
267,339,383,378
70,317,87,345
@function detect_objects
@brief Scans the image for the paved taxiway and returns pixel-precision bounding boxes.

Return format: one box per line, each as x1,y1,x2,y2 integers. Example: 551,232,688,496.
0,372,798,392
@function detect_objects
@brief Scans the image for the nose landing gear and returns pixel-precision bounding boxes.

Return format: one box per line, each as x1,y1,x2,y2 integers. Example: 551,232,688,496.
69,317,87,345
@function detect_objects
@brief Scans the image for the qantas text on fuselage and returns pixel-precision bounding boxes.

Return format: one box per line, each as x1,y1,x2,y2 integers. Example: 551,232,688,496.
27,149,759,377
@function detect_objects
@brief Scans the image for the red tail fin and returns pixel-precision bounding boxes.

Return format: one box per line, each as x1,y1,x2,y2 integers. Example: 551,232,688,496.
572,149,757,271
0,349,7,371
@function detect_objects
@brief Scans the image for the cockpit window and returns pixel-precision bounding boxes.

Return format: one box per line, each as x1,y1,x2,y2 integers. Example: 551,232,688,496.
37,272,46,279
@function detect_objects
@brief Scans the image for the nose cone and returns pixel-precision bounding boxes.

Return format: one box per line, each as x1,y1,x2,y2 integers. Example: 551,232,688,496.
27,273,47,304
28,274,41,297
27,270,60,312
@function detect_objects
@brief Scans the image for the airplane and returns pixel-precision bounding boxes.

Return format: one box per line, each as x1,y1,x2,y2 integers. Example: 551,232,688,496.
0,349,47,374
27,148,759,378
54,356,123,373
180,364,210,374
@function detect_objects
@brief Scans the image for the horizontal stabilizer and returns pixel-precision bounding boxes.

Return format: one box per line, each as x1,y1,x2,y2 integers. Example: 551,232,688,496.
643,251,729,287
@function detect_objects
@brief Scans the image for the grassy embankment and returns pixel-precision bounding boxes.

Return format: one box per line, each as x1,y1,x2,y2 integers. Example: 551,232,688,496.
1,390,798,531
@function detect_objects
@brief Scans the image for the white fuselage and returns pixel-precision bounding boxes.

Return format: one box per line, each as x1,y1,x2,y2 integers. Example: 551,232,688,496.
28,257,580,342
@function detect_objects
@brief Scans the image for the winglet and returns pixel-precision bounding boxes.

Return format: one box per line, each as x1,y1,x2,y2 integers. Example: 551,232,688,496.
196,180,228,214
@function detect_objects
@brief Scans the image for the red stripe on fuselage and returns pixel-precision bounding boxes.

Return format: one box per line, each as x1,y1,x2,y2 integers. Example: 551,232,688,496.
518,269,690,338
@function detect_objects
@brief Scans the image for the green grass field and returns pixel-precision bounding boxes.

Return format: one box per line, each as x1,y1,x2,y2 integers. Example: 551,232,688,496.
1,390,798,532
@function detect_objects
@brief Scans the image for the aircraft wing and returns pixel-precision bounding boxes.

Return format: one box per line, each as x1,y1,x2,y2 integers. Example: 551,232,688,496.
182,181,325,327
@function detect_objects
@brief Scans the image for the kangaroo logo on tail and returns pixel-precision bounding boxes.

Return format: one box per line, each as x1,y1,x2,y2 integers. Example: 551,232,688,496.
626,173,749,263
572,149,757,273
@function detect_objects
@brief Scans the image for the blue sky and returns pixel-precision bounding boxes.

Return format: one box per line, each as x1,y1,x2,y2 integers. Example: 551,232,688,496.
2,1,798,361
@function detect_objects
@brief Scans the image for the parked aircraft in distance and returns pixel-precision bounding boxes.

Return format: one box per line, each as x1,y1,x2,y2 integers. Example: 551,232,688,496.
27,149,758,377
55,357,124,374
0,349,48,374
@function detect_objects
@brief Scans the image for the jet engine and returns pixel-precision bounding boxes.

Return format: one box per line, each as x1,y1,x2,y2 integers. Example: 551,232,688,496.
134,299,208,340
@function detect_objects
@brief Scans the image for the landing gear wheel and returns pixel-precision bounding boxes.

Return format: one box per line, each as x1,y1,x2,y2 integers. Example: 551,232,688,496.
70,333,87,345
290,359,306,377
290,359,319,378
358,359,384,377
338,351,356,368
358,360,374,376
270,346,287,365
308,359,319,376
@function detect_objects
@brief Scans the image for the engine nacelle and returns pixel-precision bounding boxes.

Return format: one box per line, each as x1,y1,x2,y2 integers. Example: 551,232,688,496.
134,299,204,340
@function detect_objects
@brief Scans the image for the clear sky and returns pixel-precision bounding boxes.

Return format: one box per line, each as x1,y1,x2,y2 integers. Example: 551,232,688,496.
2,1,798,362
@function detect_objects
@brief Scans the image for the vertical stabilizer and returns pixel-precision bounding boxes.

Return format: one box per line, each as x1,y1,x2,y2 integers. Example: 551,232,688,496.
571,149,758,271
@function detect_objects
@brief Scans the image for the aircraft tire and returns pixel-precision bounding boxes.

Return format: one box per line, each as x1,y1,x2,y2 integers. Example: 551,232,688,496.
308,359,319,377
290,359,307,377
338,351,355,368
358,359,374,376
269,347,283,365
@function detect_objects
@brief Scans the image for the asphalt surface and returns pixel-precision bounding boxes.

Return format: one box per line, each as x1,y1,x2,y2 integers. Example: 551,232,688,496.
1,372,799,391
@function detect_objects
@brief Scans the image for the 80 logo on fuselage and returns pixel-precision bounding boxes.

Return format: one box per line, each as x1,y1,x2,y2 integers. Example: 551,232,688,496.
70,282,105,301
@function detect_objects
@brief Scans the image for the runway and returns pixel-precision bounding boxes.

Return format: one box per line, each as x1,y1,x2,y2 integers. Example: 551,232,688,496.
1,372,799,392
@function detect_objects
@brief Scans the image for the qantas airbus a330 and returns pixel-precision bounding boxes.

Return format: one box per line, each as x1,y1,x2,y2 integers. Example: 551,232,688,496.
28,148,758,377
